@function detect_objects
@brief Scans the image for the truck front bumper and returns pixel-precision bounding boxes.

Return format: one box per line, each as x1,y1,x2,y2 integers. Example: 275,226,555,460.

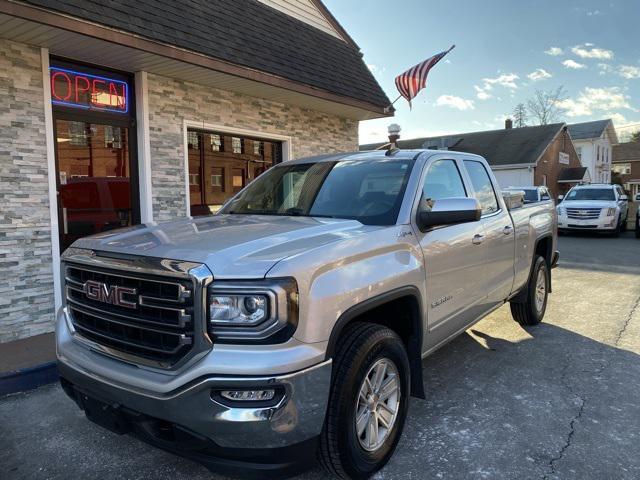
58,357,331,477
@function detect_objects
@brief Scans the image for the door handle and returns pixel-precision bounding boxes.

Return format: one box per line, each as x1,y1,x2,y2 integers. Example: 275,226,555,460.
503,225,513,235
472,234,484,245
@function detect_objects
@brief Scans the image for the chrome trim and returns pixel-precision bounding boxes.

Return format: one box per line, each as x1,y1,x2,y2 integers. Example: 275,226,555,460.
61,248,213,371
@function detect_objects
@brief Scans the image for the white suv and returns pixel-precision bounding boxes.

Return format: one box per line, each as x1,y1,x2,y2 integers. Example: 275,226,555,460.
557,184,628,235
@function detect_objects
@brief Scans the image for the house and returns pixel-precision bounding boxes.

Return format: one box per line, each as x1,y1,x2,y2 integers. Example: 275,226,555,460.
567,119,618,184
0,0,390,344
360,121,584,198
612,142,640,199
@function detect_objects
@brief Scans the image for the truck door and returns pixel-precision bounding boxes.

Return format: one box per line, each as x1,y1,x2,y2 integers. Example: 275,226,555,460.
463,160,515,306
415,158,488,349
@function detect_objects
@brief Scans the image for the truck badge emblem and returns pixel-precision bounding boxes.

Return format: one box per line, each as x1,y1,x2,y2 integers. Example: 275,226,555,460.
83,280,137,309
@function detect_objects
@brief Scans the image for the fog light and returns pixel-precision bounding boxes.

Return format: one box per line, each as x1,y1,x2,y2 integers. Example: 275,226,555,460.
220,389,275,402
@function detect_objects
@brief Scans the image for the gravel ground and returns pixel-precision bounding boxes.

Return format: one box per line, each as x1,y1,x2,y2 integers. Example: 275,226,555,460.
2,232,640,480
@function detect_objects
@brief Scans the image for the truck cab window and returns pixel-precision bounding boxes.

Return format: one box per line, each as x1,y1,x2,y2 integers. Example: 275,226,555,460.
464,160,499,215
422,159,467,210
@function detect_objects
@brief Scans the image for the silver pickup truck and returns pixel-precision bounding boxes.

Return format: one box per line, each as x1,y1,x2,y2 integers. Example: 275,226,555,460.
57,149,558,479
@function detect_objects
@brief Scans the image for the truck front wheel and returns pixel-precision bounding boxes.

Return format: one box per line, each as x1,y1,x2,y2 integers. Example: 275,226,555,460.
510,255,548,326
319,323,410,479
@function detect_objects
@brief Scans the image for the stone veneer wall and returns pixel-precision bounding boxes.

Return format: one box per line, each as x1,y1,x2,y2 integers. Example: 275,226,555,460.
146,73,359,221
0,40,54,342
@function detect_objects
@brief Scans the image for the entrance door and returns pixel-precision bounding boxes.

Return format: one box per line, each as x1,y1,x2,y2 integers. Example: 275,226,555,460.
416,158,488,351
54,118,138,251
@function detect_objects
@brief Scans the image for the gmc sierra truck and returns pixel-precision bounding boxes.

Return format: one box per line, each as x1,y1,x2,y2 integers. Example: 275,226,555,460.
57,149,558,479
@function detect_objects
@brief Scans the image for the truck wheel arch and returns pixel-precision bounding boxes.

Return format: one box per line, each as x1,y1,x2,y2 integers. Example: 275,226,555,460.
511,235,554,303
325,286,426,399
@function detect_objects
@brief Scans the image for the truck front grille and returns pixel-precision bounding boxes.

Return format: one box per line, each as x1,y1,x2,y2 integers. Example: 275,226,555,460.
566,207,601,220
65,264,196,366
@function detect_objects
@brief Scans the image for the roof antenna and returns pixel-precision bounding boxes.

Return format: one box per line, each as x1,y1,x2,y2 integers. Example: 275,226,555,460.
386,123,401,156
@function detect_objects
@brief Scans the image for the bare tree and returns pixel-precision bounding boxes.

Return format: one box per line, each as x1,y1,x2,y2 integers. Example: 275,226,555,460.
630,130,640,142
512,103,528,128
526,86,567,125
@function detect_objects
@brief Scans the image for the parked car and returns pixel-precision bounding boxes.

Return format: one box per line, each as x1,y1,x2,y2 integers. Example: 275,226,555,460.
556,184,628,235
57,150,558,479
503,186,552,204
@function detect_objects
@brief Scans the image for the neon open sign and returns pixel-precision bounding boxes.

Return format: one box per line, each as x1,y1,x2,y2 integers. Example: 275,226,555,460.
50,67,129,113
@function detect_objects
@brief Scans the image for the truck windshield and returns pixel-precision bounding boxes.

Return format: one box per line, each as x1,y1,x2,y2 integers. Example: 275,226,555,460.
219,159,414,225
565,188,615,201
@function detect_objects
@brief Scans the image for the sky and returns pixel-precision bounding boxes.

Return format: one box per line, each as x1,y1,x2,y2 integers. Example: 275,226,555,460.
323,0,640,145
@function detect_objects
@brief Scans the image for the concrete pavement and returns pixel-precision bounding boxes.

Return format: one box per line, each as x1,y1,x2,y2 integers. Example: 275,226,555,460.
2,232,639,479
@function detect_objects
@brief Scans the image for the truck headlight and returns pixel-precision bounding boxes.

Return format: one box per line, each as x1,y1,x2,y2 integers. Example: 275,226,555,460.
209,294,268,326
605,207,617,217
207,278,298,342
557,206,565,216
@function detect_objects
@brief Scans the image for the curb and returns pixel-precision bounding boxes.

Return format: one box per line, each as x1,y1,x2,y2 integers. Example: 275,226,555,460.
0,362,59,397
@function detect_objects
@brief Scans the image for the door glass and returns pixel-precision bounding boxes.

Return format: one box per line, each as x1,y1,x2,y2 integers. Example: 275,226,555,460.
55,119,132,250
464,160,499,215
422,159,467,209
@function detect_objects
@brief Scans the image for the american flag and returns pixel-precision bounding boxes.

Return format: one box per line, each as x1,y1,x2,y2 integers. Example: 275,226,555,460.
394,45,455,108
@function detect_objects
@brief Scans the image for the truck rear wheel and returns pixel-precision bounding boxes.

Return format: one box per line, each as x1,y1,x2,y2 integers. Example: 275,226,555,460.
510,255,548,326
319,322,410,479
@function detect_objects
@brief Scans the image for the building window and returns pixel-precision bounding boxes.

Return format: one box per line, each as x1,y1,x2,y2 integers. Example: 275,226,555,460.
104,125,123,149
254,141,263,156
68,121,88,146
612,163,632,175
210,134,223,152
542,174,547,186
189,173,200,186
211,174,222,187
576,146,582,160
188,131,200,149
597,146,600,162
232,137,243,154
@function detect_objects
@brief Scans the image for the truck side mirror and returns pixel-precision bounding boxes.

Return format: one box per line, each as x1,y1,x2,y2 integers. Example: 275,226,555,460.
416,197,482,232
619,194,628,201
557,195,564,201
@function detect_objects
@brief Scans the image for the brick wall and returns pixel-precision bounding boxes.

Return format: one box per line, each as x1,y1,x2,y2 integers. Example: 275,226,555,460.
534,127,582,199
0,40,54,342
147,73,359,221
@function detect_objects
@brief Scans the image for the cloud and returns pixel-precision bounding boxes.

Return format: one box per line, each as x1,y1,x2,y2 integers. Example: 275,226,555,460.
474,85,492,100
598,63,613,75
527,68,552,81
618,65,640,79
587,10,601,16
474,73,520,101
545,47,563,56
605,112,627,125
367,64,377,72
556,87,633,117
563,59,587,70
571,44,614,60
435,95,475,111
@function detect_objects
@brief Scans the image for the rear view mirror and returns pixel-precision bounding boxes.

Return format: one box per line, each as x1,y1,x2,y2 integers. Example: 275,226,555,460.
416,197,482,231
620,194,628,201
557,195,564,201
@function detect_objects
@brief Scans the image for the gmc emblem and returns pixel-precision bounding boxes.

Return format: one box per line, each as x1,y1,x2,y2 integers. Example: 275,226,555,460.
83,280,137,309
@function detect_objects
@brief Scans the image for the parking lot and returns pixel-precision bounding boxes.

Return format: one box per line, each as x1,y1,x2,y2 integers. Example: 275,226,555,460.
2,232,639,480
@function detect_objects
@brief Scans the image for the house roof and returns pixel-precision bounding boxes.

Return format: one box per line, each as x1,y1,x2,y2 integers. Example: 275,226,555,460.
20,0,390,109
557,167,589,182
567,119,612,140
360,123,565,167
613,142,640,162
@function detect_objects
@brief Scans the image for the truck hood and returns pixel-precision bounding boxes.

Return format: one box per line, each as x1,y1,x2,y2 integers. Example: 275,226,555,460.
72,215,378,278
560,200,617,209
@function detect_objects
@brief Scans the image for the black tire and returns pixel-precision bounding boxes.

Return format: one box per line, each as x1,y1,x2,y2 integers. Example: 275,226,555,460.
635,222,640,239
621,215,628,232
510,255,548,326
319,322,410,479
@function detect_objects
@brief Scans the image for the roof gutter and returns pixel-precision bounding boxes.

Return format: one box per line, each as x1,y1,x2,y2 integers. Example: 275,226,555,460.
1,0,390,117
490,163,536,170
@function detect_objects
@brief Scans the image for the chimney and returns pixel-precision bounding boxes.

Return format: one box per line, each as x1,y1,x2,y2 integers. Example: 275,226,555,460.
505,118,513,129
388,123,401,149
